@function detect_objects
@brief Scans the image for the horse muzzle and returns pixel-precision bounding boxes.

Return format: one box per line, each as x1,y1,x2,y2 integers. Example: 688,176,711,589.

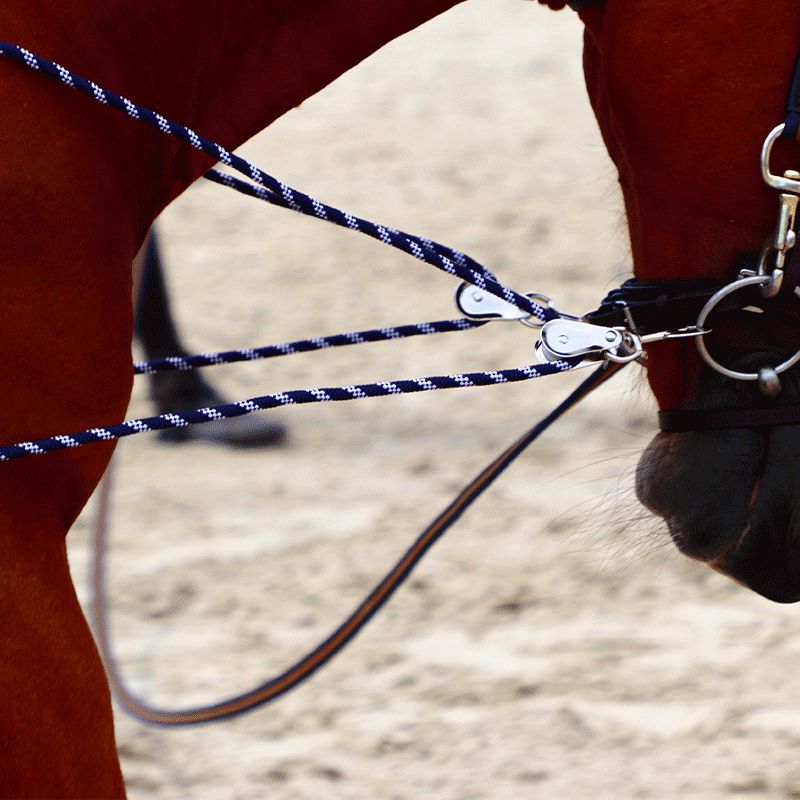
637,355,800,603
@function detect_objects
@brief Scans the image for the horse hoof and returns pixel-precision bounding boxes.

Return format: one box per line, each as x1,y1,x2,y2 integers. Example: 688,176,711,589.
156,414,288,448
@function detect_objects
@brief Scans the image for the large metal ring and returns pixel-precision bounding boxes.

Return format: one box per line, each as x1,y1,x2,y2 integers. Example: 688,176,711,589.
695,274,800,381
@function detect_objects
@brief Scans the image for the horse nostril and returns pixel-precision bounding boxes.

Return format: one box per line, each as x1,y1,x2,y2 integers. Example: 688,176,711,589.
635,422,800,603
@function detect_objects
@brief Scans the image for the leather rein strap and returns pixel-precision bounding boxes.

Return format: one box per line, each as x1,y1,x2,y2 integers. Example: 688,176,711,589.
586,254,800,335
91,364,624,726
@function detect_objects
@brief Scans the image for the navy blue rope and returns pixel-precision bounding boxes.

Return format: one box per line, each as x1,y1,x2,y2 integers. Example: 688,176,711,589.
134,318,486,374
203,171,500,290
0,42,583,462
784,49,800,140
0,41,555,323
0,360,577,462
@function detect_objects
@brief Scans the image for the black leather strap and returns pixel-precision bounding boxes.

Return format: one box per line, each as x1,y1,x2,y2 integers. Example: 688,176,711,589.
584,278,723,332
597,258,800,432
659,404,800,431
585,253,800,335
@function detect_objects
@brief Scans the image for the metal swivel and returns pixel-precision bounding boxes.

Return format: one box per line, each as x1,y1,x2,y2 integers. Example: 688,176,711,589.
758,366,782,397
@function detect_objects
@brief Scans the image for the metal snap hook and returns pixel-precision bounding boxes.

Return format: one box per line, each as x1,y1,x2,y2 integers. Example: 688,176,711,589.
604,332,645,364
761,124,800,193
756,242,785,298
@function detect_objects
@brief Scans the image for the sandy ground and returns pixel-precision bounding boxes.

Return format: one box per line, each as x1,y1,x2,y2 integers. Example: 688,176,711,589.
65,3,800,798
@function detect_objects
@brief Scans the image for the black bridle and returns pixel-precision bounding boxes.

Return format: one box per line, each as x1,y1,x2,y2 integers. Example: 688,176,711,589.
585,253,800,336
561,1,800,432
585,260,800,431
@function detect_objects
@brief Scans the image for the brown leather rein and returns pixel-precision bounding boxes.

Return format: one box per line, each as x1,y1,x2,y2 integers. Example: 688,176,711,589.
90,363,624,726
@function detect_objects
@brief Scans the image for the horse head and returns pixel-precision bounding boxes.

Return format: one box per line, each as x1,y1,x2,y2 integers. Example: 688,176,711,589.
555,0,800,601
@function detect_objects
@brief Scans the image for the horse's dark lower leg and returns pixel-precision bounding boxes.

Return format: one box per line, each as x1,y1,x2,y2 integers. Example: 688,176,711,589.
134,230,287,446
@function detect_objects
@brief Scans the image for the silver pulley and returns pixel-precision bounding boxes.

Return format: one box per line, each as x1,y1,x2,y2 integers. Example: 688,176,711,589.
454,283,533,321
535,319,624,363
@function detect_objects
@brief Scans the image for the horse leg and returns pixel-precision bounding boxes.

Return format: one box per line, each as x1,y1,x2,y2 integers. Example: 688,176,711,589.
0,509,125,798
0,231,133,797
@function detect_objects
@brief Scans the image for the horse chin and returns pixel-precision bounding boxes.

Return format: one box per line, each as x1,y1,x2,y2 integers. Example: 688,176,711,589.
636,425,800,603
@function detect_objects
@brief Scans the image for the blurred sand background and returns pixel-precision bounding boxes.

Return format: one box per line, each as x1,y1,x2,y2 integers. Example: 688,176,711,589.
66,2,800,798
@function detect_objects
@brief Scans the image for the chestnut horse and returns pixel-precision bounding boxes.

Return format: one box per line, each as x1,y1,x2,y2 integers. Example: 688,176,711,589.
1,0,799,797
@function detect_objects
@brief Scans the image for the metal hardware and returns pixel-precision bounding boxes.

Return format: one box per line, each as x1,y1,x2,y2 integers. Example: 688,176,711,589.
761,124,800,193
692,128,800,385
455,283,534,321
758,125,800,297
758,366,782,397
534,318,708,367
455,283,576,328
771,190,799,264
639,326,708,345
536,319,623,363
695,273,800,382
757,190,800,296
520,294,573,328
756,243,785,298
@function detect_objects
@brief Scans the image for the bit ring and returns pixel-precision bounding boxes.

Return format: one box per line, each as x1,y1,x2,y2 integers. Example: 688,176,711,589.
695,274,800,380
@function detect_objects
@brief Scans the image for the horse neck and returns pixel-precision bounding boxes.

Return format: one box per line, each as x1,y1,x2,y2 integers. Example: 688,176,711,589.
582,0,800,284
0,1,463,253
